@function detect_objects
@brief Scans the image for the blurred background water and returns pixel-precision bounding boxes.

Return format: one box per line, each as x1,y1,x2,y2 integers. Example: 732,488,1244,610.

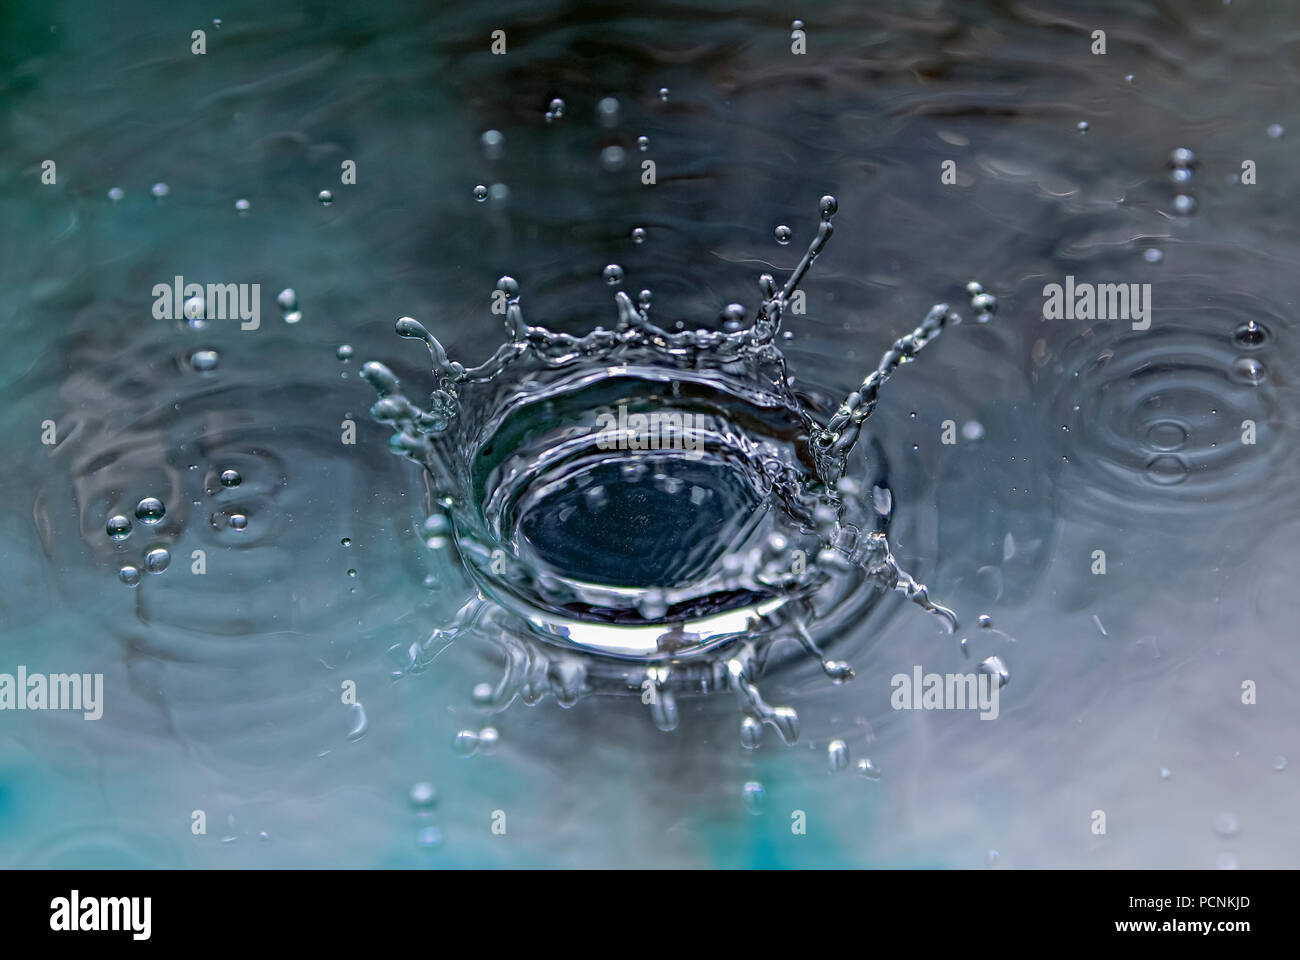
1,0,1297,868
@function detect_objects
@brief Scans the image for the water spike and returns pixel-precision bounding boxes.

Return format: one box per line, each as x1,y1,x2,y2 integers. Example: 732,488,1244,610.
613,290,641,330
645,666,679,731
727,652,800,744
360,360,401,396
812,302,956,481
790,616,855,682
857,532,960,634
396,317,463,378
780,195,836,301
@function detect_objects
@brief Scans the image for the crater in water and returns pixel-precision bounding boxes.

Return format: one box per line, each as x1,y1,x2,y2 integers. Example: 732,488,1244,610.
366,196,997,741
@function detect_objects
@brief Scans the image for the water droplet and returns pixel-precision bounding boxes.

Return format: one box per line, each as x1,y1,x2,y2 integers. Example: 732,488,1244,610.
150,182,169,198
340,537,351,547
827,739,849,773
742,781,765,814
473,184,488,202
1171,147,1196,166
819,195,837,218
856,758,882,780
1077,120,1089,132
1230,356,1267,385
106,515,132,540
477,727,500,752
345,567,356,577
1213,812,1239,837
409,782,438,808
284,310,302,325
107,187,124,202
452,729,480,756
318,189,333,205
337,344,353,360
220,468,241,487
118,565,141,587
1171,166,1192,184
135,497,165,524
597,97,621,127
1272,755,1287,771
189,349,219,372
1267,123,1284,139
1145,454,1189,485
978,614,993,628
548,97,565,117
658,87,669,101
602,264,624,286
234,198,250,214
631,227,647,244
416,826,442,848
145,546,170,574
1160,767,1172,780
600,145,626,171
1173,194,1197,215
740,716,762,749
979,655,1010,687
480,129,504,159
1233,320,1268,348
472,682,494,704
775,224,792,245
229,513,248,531
277,288,297,311
1144,248,1163,263
637,135,649,151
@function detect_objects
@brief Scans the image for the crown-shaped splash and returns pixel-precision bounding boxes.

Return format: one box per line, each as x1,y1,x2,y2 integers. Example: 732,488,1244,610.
363,196,997,745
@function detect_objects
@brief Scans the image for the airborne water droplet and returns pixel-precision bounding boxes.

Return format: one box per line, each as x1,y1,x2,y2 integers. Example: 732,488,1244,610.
1230,356,1267,385
473,184,488,202
631,227,646,244
106,515,132,540
220,468,241,487
602,264,624,286
118,565,141,587
775,224,792,245
145,547,170,573
856,758,882,780
135,497,165,524
827,740,849,773
409,782,438,808
318,189,333,205
742,781,765,814
1233,320,1268,348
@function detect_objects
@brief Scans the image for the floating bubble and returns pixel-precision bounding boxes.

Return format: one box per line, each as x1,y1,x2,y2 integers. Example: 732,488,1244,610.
118,565,142,587
145,547,171,574
1230,356,1267,385
1233,320,1268,348
775,224,792,245
473,184,488,202
106,515,132,540
135,497,165,524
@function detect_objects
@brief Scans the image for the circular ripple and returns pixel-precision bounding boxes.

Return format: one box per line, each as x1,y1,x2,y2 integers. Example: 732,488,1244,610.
1047,324,1294,520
